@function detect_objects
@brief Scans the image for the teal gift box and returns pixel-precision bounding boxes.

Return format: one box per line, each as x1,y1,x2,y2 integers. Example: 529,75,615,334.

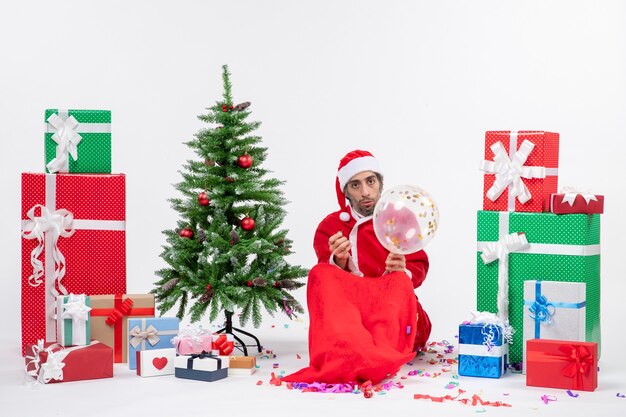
476,210,600,364
56,294,91,347
127,317,179,370
45,109,111,173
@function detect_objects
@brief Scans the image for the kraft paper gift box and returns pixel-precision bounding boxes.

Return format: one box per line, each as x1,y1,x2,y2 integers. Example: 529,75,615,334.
136,348,176,377
522,280,586,373
24,340,113,384
127,317,180,370
89,294,155,363
21,173,126,355
228,356,257,375
526,339,598,391
458,322,508,378
476,210,600,364
480,131,559,212
551,191,604,214
44,109,111,174
175,351,229,382
56,294,91,347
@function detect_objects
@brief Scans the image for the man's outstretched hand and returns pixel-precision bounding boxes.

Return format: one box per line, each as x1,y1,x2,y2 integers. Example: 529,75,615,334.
329,231,351,270
385,252,406,273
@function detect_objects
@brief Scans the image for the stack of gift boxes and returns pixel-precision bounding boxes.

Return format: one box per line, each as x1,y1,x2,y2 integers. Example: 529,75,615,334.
457,131,603,392
21,109,255,384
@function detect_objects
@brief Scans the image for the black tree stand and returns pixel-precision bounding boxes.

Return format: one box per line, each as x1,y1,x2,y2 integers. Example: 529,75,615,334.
214,310,262,356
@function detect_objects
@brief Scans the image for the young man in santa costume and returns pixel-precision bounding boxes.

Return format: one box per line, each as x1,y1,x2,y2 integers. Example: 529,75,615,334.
283,150,431,385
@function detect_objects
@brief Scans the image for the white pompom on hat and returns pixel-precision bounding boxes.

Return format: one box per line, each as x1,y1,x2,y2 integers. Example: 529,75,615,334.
335,150,382,222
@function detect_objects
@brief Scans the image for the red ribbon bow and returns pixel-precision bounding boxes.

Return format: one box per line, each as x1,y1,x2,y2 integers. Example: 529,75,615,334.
212,334,235,355
105,298,134,326
559,345,593,386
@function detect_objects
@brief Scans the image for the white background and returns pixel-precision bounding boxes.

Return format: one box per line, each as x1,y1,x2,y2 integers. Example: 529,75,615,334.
1,1,625,416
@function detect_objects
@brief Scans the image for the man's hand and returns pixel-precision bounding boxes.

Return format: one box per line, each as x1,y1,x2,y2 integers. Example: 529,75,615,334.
329,231,351,270
385,252,406,273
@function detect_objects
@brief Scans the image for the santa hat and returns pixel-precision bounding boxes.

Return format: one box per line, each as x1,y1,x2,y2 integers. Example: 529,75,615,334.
336,150,382,221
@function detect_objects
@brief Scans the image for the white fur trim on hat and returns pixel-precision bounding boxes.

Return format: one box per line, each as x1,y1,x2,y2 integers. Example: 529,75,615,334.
337,156,381,190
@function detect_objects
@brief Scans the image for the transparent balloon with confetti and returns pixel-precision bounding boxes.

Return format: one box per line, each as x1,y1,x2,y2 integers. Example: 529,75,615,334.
373,185,439,254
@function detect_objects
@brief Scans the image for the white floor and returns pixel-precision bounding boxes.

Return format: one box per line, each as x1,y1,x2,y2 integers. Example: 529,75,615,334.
1,317,624,417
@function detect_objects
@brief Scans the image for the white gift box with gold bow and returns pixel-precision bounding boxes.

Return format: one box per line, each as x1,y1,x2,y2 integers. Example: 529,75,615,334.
127,317,179,370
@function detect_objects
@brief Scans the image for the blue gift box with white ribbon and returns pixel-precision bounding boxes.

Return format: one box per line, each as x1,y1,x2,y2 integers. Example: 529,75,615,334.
522,280,586,373
127,317,180,370
458,322,508,378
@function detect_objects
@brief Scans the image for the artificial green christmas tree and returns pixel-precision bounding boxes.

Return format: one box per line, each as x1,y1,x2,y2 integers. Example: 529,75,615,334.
153,65,307,335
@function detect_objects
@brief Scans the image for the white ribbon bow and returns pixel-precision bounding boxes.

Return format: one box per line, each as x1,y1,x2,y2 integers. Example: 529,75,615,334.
129,325,160,349
171,324,209,345
480,140,546,204
479,232,529,322
25,340,65,384
559,186,598,206
21,204,75,294
468,310,515,345
61,293,91,325
46,113,82,173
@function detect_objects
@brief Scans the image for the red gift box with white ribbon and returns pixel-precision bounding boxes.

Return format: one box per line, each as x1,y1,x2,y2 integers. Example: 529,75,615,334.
20,173,126,355
24,340,113,384
480,131,559,212
550,188,604,214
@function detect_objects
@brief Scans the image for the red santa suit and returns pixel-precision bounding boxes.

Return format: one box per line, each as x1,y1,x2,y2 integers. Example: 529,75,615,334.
282,150,431,385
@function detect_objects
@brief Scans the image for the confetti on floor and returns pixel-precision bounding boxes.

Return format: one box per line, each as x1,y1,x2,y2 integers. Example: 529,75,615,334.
541,395,557,404
444,381,460,390
567,390,579,398
413,389,511,407
617,393,625,398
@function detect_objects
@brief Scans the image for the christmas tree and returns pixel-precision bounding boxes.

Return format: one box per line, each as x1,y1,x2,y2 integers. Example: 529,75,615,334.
153,65,307,327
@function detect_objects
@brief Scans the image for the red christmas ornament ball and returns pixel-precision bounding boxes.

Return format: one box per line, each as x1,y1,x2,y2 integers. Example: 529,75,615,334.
246,280,253,287
205,283,212,291
273,282,280,288
179,228,194,239
198,192,210,206
240,216,255,231
237,154,253,169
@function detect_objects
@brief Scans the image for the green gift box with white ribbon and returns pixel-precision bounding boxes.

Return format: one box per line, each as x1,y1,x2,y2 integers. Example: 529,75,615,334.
45,109,111,174
56,294,91,347
476,210,600,364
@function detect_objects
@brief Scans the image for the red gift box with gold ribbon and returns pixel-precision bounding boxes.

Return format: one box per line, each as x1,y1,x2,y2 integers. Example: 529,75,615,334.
526,339,598,391
90,294,155,363
20,173,126,355
480,131,559,212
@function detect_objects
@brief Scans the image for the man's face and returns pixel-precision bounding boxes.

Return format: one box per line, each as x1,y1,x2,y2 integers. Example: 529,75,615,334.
344,171,382,216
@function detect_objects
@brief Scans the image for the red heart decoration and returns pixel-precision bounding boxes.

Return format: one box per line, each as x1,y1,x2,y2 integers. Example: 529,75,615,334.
152,357,168,370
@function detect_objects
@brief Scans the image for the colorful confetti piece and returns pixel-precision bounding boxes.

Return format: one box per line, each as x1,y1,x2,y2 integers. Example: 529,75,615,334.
541,394,557,404
566,390,579,398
